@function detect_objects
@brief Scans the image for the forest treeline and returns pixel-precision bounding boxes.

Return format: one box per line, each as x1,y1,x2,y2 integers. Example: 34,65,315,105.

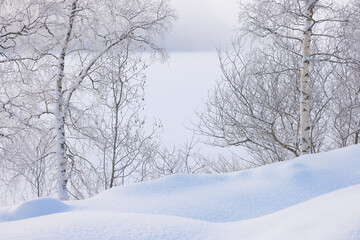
0,0,359,204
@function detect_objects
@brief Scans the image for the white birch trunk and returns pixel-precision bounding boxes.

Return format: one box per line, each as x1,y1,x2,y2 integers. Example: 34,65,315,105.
55,0,78,200
55,68,68,200
299,0,315,155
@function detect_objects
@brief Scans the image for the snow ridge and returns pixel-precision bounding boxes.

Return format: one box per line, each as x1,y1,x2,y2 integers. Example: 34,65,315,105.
0,145,359,239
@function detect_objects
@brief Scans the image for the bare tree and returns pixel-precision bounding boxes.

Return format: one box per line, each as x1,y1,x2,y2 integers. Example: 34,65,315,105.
31,0,176,200
195,41,303,164
327,0,360,147
80,49,162,189
0,127,57,205
195,0,355,165
152,138,208,177
0,0,175,201
0,0,55,64
239,0,351,155
329,64,360,147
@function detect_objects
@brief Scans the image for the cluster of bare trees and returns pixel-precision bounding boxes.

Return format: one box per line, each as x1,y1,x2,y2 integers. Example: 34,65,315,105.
195,0,360,166
2,0,359,205
0,0,236,205
0,0,180,203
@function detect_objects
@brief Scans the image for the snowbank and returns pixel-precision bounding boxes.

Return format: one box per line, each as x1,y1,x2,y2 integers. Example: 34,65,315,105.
0,145,359,239
81,144,360,222
0,198,70,222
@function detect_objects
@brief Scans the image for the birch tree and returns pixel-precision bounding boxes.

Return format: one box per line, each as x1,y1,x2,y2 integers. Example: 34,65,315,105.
0,0,175,202
50,0,174,200
195,0,354,164
239,0,349,155
299,0,317,155
196,41,304,164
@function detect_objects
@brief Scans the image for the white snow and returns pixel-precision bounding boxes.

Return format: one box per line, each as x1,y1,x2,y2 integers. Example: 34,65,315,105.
1,198,70,222
1,145,360,239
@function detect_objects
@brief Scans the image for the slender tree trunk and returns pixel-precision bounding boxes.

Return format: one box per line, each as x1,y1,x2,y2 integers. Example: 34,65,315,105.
55,0,78,200
300,0,316,155
55,84,68,200
109,81,123,188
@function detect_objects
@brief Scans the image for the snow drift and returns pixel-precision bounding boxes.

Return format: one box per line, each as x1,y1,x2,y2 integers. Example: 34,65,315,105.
0,145,359,239
2,198,70,222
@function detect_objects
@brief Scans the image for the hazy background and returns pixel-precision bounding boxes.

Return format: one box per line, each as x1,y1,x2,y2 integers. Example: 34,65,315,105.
160,0,239,51
144,0,240,155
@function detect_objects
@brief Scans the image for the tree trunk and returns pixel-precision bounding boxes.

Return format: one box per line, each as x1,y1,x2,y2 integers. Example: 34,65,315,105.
300,0,315,155
55,0,78,200
109,81,123,189
55,85,68,200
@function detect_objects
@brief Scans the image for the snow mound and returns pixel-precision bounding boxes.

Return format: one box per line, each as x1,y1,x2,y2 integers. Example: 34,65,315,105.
223,183,360,240
1,185,359,240
80,144,360,222
0,145,360,239
4,198,70,221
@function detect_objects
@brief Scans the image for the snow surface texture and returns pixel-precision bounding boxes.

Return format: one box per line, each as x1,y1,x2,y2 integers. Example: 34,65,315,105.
0,145,360,239
1,198,70,222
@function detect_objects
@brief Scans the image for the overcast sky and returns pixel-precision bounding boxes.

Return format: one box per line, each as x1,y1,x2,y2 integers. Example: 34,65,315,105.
160,0,239,51
144,0,242,157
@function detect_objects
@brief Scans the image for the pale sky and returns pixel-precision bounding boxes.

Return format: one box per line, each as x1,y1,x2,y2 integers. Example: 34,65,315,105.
145,52,219,145
145,0,241,157
161,0,239,51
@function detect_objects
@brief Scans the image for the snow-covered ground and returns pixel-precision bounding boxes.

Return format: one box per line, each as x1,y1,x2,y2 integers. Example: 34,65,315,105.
1,145,360,239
